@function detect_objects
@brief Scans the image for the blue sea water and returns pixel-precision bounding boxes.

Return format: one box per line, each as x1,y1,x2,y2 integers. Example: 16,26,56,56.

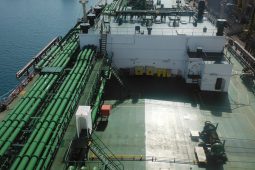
0,0,82,96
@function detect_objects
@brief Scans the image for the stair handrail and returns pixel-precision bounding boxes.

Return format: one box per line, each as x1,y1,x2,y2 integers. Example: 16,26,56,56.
90,132,124,170
91,134,123,168
90,142,122,169
106,52,121,76
100,31,108,56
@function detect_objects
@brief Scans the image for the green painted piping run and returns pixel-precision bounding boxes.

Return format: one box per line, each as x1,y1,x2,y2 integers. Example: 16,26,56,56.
10,46,96,170
0,36,79,159
91,78,107,124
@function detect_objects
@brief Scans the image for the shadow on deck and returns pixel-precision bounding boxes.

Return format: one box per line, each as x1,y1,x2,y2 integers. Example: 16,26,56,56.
240,75,255,95
104,76,232,115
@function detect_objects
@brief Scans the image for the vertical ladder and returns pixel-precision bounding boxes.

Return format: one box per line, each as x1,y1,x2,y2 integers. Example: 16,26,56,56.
100,33,107,56
89,133,124,170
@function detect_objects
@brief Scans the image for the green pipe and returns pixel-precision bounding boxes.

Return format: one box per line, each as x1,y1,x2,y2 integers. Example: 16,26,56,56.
40,34,78,68
9,40,75,118
0,75,45,129
0,76,47,136
49,42,75,67
91,78,107,123
35,100,73,170
34,51,94,170
0,74,52,137
50,42,78,68
11,48,92,168
37,49,60,69
36,46,59,69
41,41,75,68
0,42,78,156
0,43,78,166
26,49,93,168
36,45,60,68
0,98,42,156
0,75,58,156
39,70,92,169
22,85,75,167
43,136,58,169
41,76,91,169
24,54,85,166
11,50,83,161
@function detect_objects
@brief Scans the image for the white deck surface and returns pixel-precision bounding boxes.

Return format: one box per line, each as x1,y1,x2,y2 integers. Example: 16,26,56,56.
104,16,217,36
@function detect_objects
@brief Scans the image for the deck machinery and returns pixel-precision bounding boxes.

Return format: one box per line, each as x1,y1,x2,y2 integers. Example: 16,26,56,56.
3,0,255,170
199,121,228,165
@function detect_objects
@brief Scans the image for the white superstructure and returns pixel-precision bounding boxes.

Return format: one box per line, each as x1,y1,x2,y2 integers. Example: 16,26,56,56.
79,0,232,92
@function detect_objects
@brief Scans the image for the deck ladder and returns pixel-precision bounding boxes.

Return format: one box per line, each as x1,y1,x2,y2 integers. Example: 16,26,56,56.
106,53,126,88
100,33,107,56
110,66,125,88
89,133,124,170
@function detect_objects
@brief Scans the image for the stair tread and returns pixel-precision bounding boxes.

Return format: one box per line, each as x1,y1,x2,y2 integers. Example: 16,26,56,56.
90,136,123,170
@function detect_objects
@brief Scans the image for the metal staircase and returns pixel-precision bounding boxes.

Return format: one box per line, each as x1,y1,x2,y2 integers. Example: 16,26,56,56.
105,53,126,88
110,66,125,88
99,22,126,90
100,33,107,56
89,133,124,170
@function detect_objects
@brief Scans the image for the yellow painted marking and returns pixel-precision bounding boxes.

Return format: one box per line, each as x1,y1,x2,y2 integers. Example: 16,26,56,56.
135,66,144,75
113,105,144,108
157,68,167,77
89,154,146,160
88,153,198,164
166,69,171,77
146,66,155,76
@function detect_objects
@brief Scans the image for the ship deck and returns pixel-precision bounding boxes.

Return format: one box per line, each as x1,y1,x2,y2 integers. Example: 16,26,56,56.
1,51,255,170
51,52,255,169
108,16,216,36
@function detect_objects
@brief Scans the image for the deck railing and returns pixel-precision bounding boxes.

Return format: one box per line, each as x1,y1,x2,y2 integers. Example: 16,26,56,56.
109,26,216,36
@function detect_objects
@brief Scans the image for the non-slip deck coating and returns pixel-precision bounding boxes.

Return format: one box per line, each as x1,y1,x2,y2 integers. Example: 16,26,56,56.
1,46,255,170
50,52,255,169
